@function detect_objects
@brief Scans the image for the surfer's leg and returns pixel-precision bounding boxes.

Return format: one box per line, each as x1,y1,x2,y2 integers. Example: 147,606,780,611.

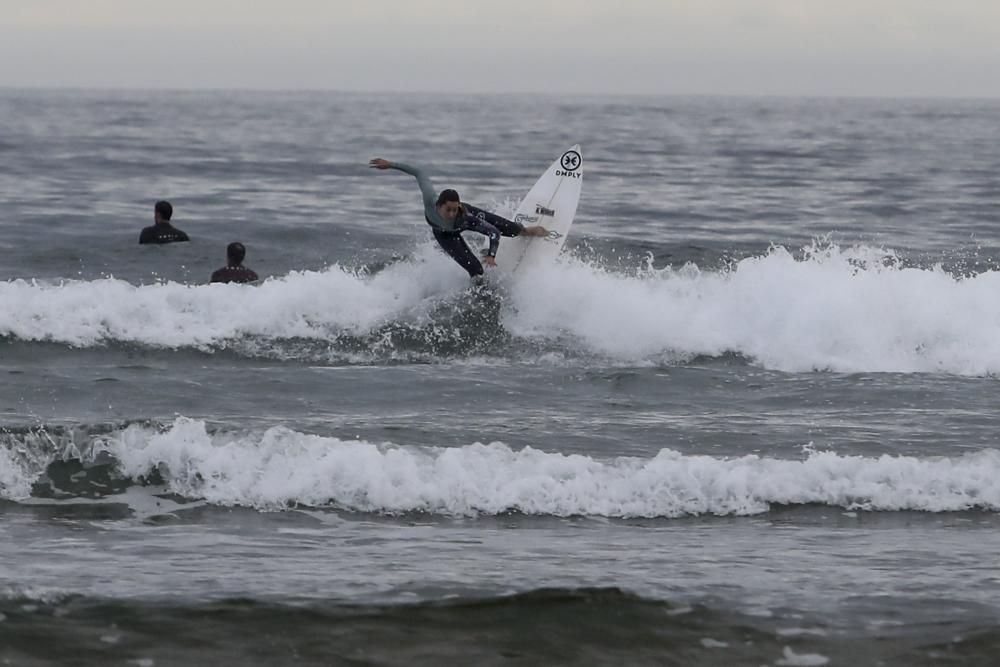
433,230,484,278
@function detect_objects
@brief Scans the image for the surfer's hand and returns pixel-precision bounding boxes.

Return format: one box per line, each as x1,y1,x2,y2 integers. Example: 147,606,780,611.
523,225,548,237
483,256,497,268
369,158,392,170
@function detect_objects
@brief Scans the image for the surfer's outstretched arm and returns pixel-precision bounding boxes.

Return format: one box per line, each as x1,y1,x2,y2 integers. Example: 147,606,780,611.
369,158,437,214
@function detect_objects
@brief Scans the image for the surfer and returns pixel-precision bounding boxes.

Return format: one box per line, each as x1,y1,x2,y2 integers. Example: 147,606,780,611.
210,242,259,284
369,158,548,278
139,201,190,245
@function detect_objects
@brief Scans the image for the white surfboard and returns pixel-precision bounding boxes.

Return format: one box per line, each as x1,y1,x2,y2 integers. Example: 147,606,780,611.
493,145,583,274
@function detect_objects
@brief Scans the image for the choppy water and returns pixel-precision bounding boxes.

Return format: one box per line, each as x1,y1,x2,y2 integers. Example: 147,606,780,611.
2,89,1000,666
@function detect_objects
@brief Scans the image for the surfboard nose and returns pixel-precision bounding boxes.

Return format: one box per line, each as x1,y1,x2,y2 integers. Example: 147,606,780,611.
558,146,583,174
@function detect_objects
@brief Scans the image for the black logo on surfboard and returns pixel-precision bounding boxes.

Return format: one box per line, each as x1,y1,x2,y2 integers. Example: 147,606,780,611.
560,150,581,172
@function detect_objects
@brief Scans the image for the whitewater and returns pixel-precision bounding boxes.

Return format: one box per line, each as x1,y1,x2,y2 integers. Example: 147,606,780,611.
5,417,1000,517
3,241,1000,374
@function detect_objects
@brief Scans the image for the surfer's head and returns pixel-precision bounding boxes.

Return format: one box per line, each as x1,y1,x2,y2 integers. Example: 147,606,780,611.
154,200,173,223
226,242,246,266
436,189,462,222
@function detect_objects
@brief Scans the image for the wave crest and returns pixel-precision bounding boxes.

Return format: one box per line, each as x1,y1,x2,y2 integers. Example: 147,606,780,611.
3,242,1000,373
5,418,1000,517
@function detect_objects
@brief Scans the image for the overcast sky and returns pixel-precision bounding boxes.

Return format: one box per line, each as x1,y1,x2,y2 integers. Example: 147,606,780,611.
2,0,999,97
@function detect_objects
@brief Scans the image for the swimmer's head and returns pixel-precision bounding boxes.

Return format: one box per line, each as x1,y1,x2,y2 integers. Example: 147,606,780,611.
154,200,173,222
227,242,246,265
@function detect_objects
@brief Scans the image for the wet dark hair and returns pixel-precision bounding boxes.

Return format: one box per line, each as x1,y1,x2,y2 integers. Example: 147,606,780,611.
436,189,460,207
227,242,246,265
154,200,173,220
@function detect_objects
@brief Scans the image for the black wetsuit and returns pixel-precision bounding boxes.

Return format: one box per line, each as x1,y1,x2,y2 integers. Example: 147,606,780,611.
139,223,189,245
431,204,524,278
387,161,524,278
210,265,259,284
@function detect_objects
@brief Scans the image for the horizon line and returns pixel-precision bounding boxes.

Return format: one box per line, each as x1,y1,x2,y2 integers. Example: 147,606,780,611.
1,84,999,103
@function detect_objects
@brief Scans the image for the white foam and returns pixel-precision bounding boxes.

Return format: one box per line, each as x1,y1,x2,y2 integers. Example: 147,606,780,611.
43,418,999,517
0,584,66,604
0,436,50,500
0,246,462,349
700,638,729,648
3,242,1000,373
16,486,208,520
776,627,828,637
506,242,1000,374
0,447,32,500
776,646,830,666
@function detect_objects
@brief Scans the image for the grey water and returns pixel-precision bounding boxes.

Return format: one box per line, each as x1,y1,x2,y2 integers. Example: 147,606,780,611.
2,89,1000,666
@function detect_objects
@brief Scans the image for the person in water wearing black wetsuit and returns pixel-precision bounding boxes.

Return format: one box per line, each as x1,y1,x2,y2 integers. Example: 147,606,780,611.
369,158,548,278
139,200,189,245
210,242,259,284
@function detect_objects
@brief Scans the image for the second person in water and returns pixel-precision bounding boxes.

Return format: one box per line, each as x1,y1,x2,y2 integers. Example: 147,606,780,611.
369,158,548,278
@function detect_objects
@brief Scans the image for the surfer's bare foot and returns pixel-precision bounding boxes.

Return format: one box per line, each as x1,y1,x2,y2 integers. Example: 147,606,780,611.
522,226,548,237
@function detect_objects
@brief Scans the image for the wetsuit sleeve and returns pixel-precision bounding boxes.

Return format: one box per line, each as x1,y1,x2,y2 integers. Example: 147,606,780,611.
389,162,437,213
462,215,501,257
139,227,154,244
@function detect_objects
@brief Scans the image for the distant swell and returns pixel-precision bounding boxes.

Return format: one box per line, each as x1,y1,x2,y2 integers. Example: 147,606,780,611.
4,418,1000,517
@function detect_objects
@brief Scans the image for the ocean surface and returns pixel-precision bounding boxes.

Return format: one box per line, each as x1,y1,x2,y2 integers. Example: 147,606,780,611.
2,89,1000,666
